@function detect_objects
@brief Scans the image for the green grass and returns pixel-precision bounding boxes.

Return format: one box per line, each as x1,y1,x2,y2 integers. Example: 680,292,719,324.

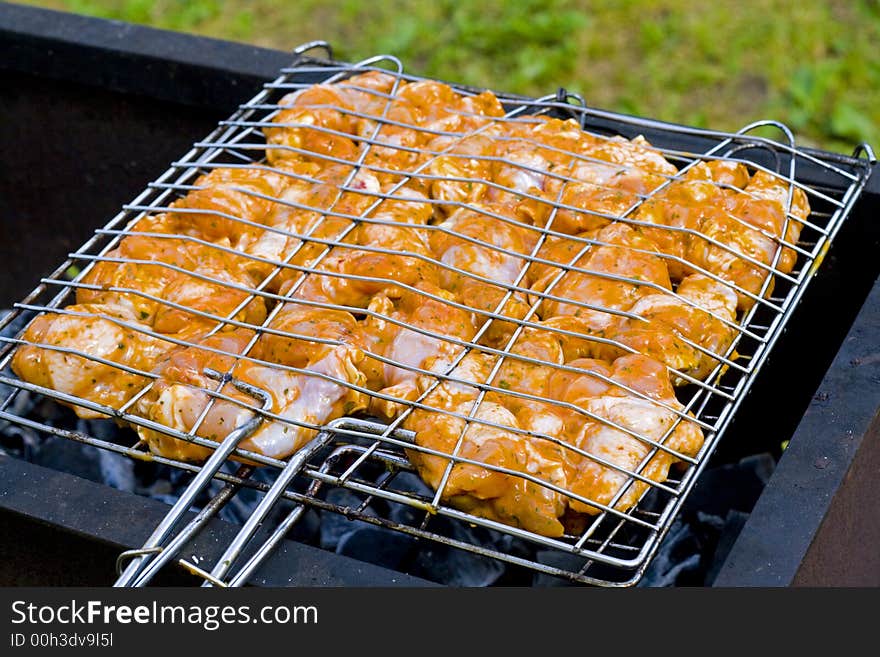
19,0,880,153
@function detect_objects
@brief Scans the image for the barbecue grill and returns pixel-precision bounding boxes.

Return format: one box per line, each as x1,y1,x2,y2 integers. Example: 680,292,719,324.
2,4,879,587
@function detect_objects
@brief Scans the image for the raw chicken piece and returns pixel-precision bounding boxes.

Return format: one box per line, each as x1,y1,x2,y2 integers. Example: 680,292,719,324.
169,166,291,247
364,82,504,186
12,304,171,419
264,84,361,166
600,274,739,383
364,285,477,417
405,353,568,537
635,162,809,309
292,190,439,310
255,166,386,292
245,300,370,459
488,325,571,441
333,70,401,137
234,348,367,460
584,134,678,178
265,71,411,169
532,222,672,336
138,304,370,461
78,217,266,334
397,81,504,136
423,134,496,215
136,330,260,462
518,117,671,235
429,205,540,345
492,136,556,198
549,354,704,515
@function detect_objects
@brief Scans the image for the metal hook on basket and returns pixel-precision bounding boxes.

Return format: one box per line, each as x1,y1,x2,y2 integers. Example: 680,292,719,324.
723,120,795,174
852,142,877,166
507,88,586,126
291,40,334,62
723,141,783,175
731,119,798,214
555,87,588,129
113,370,272,587
115,547,162,576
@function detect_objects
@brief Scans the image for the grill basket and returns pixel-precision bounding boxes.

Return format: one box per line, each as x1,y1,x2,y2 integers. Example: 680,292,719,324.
0,43,874,587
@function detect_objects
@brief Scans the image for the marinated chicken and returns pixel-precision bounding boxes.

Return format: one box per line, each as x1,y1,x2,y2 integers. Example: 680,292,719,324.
548,354,704,515
11,72,812,539
429,204,539,346
634,161,808,310
364,284,477,418
404,352,569,538
78,217,267,334
12,304,172,419
532,222,672,334
138,307,369,461
599,274,739,383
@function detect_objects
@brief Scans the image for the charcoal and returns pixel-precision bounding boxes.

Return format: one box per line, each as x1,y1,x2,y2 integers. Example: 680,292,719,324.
685,452,776,517
532,551,588,587
144,479,174,498
76,418,123,441
284,508,321,543
406,515,507,586
0,355,38,456
384,472,433,525
409,538,505,587
645,553,702,587
32,437,106,484
150,492,182,507
704,510,750,586
0,307,31,407
695,510,726,531
389,471,432,495
96,449,136,492
638,518,704,587
0,309,30,338
319,488,377,550
0,422,41,458
211,465,278,524
336,527,417,571
68,418,139,492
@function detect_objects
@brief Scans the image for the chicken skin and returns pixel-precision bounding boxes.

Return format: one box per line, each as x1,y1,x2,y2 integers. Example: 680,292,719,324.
549,354,704,515
532,222,672,335
635,161,809,310
169,165,291,247
136,329,261,462
12,304,171,419
599,274,739,383
363,284,477,418
491,117,672,235
429,205,539,345
404,353,569,538
78,217,266,335
138,307,369,461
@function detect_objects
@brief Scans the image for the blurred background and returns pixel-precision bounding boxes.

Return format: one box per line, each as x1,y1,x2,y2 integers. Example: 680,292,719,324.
17,0,880,154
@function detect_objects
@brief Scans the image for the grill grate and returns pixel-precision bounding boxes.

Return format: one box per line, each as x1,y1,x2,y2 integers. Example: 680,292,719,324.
0,43,873,586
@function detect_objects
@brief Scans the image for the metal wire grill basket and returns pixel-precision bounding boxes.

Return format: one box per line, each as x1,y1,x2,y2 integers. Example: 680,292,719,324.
0,42,874,586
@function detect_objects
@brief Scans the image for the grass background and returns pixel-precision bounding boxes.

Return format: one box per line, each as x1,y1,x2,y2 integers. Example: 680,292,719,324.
19,0,880,154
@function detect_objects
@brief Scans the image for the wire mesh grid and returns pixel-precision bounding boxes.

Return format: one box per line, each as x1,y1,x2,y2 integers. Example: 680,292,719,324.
0,43,874,586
